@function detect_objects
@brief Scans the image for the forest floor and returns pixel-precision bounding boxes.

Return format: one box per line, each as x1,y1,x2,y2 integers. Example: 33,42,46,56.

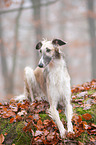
0,80,96,145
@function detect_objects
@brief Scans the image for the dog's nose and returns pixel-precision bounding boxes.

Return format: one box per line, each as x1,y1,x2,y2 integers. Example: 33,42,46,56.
38,63,43,68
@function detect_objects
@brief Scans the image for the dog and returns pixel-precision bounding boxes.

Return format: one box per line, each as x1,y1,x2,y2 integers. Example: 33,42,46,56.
24,39,73,138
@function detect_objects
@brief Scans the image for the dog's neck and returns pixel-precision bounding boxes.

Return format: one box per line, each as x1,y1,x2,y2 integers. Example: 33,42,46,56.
48,54,66,70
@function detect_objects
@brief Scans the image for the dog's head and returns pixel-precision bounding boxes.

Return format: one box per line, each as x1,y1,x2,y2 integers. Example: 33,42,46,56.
36,39,66,68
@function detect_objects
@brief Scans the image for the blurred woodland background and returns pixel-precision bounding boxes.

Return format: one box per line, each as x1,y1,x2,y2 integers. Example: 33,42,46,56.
0,0,96,102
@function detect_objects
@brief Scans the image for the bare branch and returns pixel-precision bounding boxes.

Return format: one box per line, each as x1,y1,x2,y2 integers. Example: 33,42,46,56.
0,0,58,15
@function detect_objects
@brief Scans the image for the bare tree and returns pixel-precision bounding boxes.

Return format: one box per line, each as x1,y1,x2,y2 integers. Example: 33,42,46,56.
0,16,9,94
31,0,43,42
31,0,43,66
87,0,96,79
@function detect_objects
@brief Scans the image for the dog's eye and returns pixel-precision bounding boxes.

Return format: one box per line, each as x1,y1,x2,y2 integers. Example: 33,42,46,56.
46,48,51,52
40,49,42,53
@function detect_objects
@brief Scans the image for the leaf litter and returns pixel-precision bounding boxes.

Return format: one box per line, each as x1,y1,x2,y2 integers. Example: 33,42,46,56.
0,79,96,144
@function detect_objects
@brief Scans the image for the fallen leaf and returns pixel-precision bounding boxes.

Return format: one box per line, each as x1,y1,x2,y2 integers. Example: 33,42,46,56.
90,136,95,142
91,123,96,128
36,119,44,130
4,132,7,136
47,132,55,141
82,113,92,120
77,91,88,98
77,115,82,123
43,129,49,136
35,130,43,137
78,141,84,145
10,117,15,123
0,134,4,144
17,110,27,116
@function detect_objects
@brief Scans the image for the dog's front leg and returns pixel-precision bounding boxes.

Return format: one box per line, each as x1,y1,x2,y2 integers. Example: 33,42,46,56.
47,85,66,138
48,105,66,138
64,90,73,133
65,100,73,132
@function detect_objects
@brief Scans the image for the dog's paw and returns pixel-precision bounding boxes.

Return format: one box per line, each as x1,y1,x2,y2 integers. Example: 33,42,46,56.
68,124,73,133
60,129,67,139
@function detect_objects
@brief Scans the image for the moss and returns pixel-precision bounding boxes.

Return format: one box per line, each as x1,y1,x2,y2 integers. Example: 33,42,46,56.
76,132,89,143
59,113,66,121
0,119,31,145
87,89,96,95
75,104,96,123
39,113,50,121
13,122,31,145
0,118,13,135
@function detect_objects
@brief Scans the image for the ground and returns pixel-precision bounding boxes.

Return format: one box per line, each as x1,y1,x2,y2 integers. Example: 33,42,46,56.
0,80,96,145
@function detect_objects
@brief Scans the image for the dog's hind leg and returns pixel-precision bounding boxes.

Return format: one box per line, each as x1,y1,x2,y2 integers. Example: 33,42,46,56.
24,67,35,102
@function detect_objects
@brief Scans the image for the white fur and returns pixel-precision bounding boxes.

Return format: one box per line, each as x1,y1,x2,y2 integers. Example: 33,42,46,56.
23,40,73,138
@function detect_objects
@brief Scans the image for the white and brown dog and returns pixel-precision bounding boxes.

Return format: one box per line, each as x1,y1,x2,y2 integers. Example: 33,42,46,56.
24,39,73,138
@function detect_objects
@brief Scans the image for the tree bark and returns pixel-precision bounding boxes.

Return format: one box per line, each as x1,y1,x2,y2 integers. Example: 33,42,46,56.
32,0,43,42
31,0,43,66
87,0,96,79
0,16,9,94
10,2,23,93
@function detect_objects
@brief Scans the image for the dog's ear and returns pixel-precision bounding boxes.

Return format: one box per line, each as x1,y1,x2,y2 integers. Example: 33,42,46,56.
36,42,42,50
52,39,66,46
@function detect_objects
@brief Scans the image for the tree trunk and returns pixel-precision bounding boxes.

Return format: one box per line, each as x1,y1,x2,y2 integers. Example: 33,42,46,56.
87,0,96,79
0,2,23,97
0,16,9,94
31,0,43,66
10,2,23,93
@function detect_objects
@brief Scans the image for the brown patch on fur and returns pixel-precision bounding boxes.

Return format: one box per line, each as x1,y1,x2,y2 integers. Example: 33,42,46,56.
34,67,46,94
55,48,61,59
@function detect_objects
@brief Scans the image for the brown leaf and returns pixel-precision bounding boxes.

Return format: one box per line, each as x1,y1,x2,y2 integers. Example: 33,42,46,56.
74,99,83,103
82,113,92,120
43,129,49,136
47,132,55,141
31,129,34,136
12,107,18,112
0,103,2,106
77,115,82,123
78,141,84,145
77,91,88,98
10,117,15,123
16,115,22,121
37,119,44,130
2,110,15,118
82,121,88,129
35,130,43,137
91,123,96,128
33,114,40,120
90,137,95,142
28,115,33,119
72,115,82,124
67,132,75,139
0,134,4,144
4,132,7,136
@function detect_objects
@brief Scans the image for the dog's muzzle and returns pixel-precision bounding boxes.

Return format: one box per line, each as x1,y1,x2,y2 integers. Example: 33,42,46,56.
38,63,43,68
38,55,52,68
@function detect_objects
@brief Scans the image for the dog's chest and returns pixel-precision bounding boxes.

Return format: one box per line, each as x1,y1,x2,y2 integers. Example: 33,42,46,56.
46,59,70,91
